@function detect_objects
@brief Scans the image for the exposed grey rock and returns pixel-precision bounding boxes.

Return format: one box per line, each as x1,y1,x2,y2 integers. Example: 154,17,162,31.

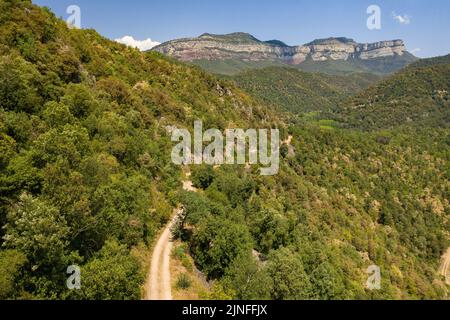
153,33,411,65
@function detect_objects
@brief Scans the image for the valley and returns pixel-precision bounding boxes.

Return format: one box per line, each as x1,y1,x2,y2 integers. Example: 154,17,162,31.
0,0,448,301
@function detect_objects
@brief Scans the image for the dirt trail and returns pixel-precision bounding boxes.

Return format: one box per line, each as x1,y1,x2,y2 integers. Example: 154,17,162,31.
145,212,178,300
145,172,196,300
439,247,450,285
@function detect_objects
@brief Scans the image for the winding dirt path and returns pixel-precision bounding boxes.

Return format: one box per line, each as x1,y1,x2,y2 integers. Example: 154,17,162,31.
145,211,179,300
145,173,196,300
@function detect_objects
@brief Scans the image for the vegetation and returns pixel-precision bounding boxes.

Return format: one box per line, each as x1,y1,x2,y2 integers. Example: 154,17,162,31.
190,47,416,77
297,54,417,75
176,274,191,290
336,56,450,130
409,54,450,68
193,54,417,77
0,0,448,300
177,124,448,299
0,0,276,299
193,59,287,76
231,67,381,114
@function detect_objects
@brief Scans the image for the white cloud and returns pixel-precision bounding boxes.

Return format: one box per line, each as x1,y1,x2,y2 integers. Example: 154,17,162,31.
392,12,411,25
410,48,421,54
115,36,160,51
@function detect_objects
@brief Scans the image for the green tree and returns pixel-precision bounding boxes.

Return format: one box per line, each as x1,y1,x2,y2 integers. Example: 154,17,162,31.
267,248,312,300
223,254,273,300
309,262,346,300
191,165,216,190
73,240,143,300
3,193,70,266
0,55,43,113
42,101,75,127
192,217,252,279
0,249,27,299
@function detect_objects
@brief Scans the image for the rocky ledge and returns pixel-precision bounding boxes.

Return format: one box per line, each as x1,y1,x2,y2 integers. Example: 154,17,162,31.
153,33,411,65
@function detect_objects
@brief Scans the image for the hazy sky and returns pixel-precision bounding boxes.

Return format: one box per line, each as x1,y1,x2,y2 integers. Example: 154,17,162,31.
34,0,450,58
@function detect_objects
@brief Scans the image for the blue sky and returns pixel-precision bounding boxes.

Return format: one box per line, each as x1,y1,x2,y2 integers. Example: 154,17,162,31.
34,0,450,58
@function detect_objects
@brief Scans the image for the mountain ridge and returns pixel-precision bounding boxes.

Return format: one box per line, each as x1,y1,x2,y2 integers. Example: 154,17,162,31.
153,32,417,74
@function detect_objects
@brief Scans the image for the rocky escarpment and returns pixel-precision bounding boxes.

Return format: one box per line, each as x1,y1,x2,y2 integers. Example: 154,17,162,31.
153,33,412,65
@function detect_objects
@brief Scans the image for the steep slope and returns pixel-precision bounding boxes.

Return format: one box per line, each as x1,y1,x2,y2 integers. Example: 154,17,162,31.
230,67,381,114
182,123,449,300
336,55,450,130
0,0,278,300
153,33,417,75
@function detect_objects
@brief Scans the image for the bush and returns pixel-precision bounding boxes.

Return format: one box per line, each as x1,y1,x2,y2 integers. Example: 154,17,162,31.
73,240,143,300
172,245,193,272
191,165,216,190
0,250,27,299
172,245,186,260
176,274,191,290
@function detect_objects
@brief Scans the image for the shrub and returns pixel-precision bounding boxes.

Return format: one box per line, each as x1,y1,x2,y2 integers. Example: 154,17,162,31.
176,274,191,290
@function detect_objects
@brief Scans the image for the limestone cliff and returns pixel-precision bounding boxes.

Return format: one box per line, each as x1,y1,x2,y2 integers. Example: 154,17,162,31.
153,33,412,66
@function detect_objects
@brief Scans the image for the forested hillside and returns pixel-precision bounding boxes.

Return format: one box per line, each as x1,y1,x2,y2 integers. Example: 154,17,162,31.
337,56,450,130
0,0,448,300
193,59,287,76
181,123,448,300
0,0,278,299
231,67,381,114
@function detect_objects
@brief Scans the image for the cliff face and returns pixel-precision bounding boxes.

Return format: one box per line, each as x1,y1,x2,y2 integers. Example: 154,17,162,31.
153,33,410,65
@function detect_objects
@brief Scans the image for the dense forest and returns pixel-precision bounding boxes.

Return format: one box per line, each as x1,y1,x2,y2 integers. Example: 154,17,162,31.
0,0,448,300
0,0,278,299
336,55,450,130
230,67,380,114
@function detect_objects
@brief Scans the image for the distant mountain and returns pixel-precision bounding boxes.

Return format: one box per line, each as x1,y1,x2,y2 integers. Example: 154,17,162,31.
153,33,418,75
336,54,450,130
230,67,381,114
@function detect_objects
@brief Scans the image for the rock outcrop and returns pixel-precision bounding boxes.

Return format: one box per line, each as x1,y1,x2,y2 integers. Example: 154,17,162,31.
153,33,411,65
